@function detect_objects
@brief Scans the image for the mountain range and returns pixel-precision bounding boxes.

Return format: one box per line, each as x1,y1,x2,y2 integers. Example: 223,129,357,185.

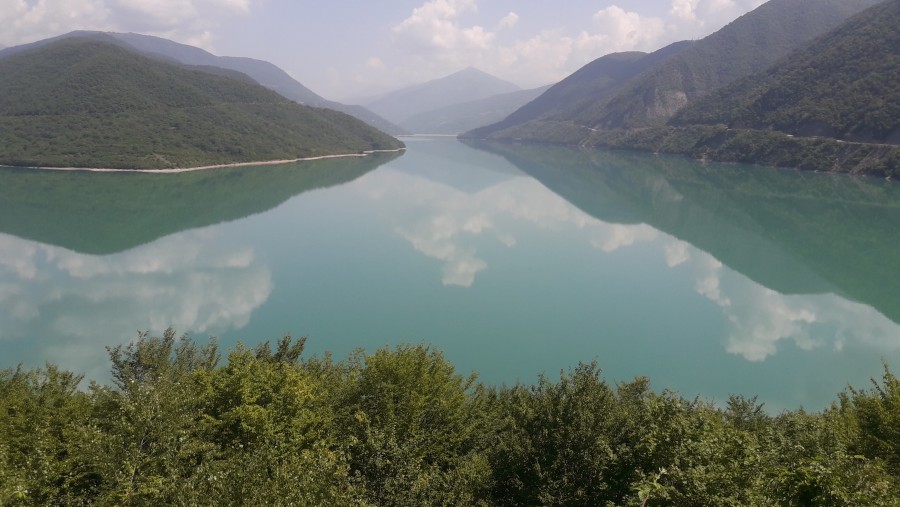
462,0,897,176
670,0,900,145
0,38,403,169
400,85,550,135
363,67,525,133
466,41,693,139
0,31,406,135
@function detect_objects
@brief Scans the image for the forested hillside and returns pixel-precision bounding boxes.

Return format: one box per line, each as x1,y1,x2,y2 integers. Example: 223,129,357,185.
463,43,691,139
0,39,403,169
671,0,900,144
583,0,884,130
1,333,898,505
0,31,406,135
463,0,899,176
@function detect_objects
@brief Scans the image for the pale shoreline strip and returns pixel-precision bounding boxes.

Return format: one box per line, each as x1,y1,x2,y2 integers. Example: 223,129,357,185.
0,148,406,174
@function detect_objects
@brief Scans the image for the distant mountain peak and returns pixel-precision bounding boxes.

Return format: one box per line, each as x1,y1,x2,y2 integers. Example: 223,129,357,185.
365,67,520,126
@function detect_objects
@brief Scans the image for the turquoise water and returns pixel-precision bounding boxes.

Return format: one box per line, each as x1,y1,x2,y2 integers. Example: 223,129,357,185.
2,137,899,411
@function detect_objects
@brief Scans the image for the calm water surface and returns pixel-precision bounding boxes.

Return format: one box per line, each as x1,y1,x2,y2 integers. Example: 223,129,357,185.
2,137,899,411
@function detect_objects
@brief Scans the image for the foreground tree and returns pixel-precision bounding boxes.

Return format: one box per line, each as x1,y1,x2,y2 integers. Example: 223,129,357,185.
1,332,899,505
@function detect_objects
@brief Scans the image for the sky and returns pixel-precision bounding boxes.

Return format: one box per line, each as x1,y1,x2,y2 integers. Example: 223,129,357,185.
1,0,766,101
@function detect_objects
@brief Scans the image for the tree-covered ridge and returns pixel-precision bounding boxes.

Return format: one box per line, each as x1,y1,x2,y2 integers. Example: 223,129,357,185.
462,42,692,140
671,0,900,145
0,38,403,170
0,31,408,136
466,0,883,141
581,0,884,131
2,332,899,505
462,0,900,176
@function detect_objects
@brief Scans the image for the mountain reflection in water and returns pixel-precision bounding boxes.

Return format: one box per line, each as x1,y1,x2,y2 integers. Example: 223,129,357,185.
1,138,898,411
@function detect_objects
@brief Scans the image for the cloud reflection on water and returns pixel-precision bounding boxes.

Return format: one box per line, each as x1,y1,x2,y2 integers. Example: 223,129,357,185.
358,168,630,286
0,230,272,379
354,165,900,361
665,238,900,361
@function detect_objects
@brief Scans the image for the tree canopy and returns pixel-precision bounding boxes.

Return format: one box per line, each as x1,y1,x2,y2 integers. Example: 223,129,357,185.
2,332,899,505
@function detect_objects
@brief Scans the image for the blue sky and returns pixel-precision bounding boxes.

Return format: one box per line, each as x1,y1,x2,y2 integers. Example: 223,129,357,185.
2,0,765,101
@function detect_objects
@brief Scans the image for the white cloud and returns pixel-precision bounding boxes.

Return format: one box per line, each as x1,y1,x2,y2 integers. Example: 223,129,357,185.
670,0,700,21
392,0,481,50
0,0,256,50
355,163,666,287
590,223,658,253
592,6,665,52
364,0,768,93
112,0,199,27
683,247,900,362
365,56,386,70
664,240,691,267
667,0,766,36
497,11,518,30
0,230,272,379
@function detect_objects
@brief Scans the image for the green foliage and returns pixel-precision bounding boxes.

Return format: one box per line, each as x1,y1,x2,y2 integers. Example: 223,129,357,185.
0,38,403,169
336,344,489,506
844,364,900,474
485,363,651,506
0,365,91,505
2,334,900,504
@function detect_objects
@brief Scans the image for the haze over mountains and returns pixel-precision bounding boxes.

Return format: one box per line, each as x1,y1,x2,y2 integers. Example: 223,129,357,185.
363,67,533,134
400,85,550,135
462,0,897,176
0,38,403,169
0,31,406,135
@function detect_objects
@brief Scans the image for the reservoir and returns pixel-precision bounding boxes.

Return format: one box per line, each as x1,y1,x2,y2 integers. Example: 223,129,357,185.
1,136,898,411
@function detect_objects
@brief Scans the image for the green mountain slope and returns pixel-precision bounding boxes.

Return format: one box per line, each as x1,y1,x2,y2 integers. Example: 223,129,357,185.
0,31,407,135
463,41,692,139
586,0,884,131
468,0,883,144
365,67,521,126
0,38,403,169
0,151,400,254
671,0,900,145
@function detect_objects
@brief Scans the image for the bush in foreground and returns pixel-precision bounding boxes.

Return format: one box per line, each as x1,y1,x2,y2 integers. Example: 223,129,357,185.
1,330,898,505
